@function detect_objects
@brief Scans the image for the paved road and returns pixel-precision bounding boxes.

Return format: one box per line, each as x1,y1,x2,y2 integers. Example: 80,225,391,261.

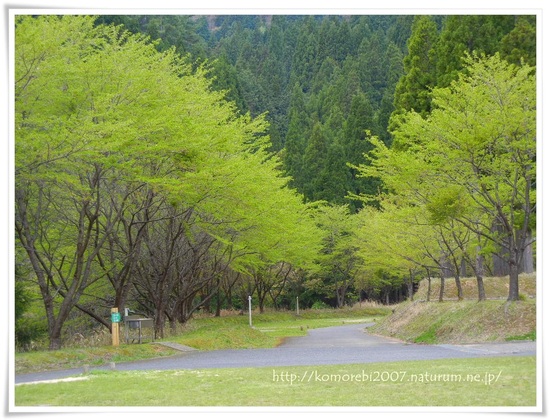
15,323,536,384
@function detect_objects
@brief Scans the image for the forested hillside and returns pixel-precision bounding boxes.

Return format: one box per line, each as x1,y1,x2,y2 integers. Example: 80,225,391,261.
96,15,534,209
14,14,536,350
97,15,416,210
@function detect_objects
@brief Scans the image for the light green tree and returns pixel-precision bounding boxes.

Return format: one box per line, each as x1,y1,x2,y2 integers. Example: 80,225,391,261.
311,204,363,307
15,15,323,349
359,54,535,302
355,201,439,302
15,16,185,349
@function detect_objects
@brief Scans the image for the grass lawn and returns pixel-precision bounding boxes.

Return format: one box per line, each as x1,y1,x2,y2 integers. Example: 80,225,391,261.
14,356,536,407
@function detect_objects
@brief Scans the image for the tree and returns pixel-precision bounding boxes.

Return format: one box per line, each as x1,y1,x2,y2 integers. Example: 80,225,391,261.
389,54,536,301
209,55,248,113
354,203,435,302
15,15,323,349
354,133,490,302
313,205,362,308
259,17,292,151
250,262,293,313
15,16,181,349
377,42,404,143
289,16,318,92
343,92,380,210
499,16,536,67
391,15,439,120
436,15,516,87
357,29,389,107
302,122,330,201
282,83,310,191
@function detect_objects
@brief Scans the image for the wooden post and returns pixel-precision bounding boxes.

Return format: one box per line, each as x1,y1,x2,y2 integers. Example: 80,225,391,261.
296,296,299,316
111,307,120,346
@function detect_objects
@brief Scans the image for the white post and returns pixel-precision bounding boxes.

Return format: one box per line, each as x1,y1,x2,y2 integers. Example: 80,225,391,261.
248,295,252,327
296,296,299,316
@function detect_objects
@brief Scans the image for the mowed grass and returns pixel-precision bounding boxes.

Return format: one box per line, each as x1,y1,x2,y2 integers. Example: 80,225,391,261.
14,356,536,407
15,307,390,374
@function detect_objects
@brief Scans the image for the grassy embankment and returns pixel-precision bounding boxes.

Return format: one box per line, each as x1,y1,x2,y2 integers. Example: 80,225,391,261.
15,306,389,374
370,273,537,344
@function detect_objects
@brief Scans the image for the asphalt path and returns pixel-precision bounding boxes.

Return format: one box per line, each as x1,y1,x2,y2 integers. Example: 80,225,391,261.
15,323,536,384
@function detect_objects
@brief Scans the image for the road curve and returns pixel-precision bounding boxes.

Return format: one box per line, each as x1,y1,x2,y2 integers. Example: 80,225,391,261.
15,323,536,384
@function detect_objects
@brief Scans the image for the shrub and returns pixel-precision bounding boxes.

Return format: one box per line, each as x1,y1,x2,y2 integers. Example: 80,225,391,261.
15,315,48,351
311,301,331,310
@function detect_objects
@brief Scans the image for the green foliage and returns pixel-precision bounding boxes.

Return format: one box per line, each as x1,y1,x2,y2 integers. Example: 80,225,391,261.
15,315,48,351
436,16,515,87
14,280,30,322
15,274,47,350
392,16,439,119
425,185,468,225
311,301,331,310
356,53,535,301
353,201,434,302
93,14,534,216
311,204,363,307
499,16,536,67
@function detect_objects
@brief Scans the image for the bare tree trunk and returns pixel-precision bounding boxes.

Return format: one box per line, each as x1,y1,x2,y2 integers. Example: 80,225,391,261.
154,302,166,339
169,318,177,336
336,286,345,308
215,281,222,317
475,248,486,301
16,171,114,350
492,220,510,276
460,258,467,277
439,274,445,302
49,335,63,352
408,269,414,301
454,273,464,301
522,230,534,274
425,268,432,302
493,254,509,277
508,254,520,301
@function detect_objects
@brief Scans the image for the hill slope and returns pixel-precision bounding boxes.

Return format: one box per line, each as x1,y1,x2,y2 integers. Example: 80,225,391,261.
416,273,536,301
369,274,537,344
